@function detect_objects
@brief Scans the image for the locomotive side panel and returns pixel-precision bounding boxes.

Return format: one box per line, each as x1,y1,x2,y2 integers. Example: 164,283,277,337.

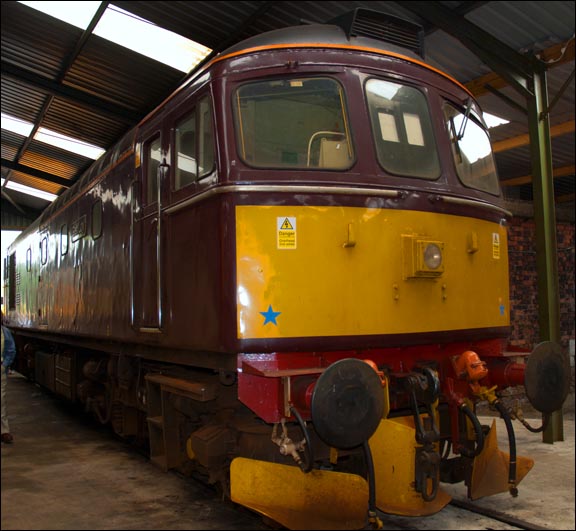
164,198,228,351
38,157,133,339
7,78,236,357
143,78,237,355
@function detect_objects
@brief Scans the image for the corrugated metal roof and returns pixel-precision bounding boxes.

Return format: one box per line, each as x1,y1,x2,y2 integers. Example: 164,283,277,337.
1,78,47,124
1,0,574,223
119,0,266,47
42,98,127,148
1,3,83,78
65,37,184,113
467,1,575,51
474,65,575,130
19,140,90,182
497,133,575,178
6,170,63,195
0,130,23,162
424,1,576,81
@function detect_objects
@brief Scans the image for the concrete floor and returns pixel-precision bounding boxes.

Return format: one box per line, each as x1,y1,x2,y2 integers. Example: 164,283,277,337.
1,373,266,531
2,372,574,530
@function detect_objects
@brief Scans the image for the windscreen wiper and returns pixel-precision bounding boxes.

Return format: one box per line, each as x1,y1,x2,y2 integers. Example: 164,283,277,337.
449,117,463,164
457,98,473,141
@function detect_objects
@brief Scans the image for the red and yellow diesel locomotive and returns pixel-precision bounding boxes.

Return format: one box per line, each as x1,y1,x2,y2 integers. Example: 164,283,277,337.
4,9,569,530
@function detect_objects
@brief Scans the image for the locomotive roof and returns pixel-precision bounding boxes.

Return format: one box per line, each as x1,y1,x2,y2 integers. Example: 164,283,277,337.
218,23,423,62
210,23,472,99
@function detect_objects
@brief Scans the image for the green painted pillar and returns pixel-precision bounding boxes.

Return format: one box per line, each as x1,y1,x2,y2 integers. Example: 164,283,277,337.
527,65,564,443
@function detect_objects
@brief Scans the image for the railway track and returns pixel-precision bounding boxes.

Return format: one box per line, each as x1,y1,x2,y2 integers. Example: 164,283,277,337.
369,498,552,531
448,498,550,530
250,496,552,531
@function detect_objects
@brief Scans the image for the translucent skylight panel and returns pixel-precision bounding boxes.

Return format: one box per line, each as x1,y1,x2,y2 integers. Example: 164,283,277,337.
19,1,101,30
1,179,58,202
2,112,105,159
1,114,35,137
19,2,212,72
93,5,212,72
35,128,105,159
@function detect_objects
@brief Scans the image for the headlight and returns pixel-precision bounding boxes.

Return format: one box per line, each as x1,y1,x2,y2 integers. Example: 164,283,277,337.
402,236,445,278
424,243,443,270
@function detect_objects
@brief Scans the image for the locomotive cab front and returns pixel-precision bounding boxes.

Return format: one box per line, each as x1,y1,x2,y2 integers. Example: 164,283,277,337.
212,14,569,530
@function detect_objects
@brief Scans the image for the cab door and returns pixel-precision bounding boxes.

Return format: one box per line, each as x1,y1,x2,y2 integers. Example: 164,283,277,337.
131,119,167,331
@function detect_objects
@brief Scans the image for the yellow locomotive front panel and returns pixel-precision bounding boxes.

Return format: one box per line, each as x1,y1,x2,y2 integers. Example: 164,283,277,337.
236,205,509,339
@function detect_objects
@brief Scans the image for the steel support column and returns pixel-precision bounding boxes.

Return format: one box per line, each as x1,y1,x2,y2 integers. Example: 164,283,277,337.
527,67,563,442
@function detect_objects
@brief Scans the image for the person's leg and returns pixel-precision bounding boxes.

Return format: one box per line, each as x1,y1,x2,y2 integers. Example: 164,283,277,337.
1,369,12,442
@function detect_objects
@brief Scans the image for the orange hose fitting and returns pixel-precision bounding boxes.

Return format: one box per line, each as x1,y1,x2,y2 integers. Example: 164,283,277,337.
454,350,488,383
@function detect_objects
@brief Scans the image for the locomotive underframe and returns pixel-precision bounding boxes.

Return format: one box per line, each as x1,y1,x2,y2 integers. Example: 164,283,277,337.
11,329,530,503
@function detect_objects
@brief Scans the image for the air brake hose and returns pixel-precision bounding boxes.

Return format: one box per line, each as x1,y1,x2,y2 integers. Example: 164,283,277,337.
363,441,383,529
290,406,314,473
519,412,550,433
459,403,485,458
494,400,518,496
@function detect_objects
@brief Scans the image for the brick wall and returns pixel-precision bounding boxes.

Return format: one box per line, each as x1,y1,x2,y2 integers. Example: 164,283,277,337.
508,218,575,351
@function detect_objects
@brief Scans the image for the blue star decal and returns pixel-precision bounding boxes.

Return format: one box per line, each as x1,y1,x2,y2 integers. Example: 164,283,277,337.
260,305,281,325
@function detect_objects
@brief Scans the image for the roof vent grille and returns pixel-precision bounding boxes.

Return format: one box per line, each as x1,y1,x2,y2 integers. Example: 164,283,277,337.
329,9,424,58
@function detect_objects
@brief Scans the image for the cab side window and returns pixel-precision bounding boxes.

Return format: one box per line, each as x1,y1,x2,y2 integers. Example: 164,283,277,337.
174,95,215,190
175,110,196,189
145,136,162,204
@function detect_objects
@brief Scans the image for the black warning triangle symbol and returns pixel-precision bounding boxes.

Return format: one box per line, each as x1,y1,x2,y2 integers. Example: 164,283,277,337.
281,218,294,230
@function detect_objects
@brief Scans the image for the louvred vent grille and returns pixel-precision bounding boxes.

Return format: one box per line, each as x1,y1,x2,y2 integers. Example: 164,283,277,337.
330,9,424,58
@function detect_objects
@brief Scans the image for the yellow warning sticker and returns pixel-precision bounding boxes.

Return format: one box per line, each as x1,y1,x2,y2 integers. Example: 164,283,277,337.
492,233,500,259
277,217,297,249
